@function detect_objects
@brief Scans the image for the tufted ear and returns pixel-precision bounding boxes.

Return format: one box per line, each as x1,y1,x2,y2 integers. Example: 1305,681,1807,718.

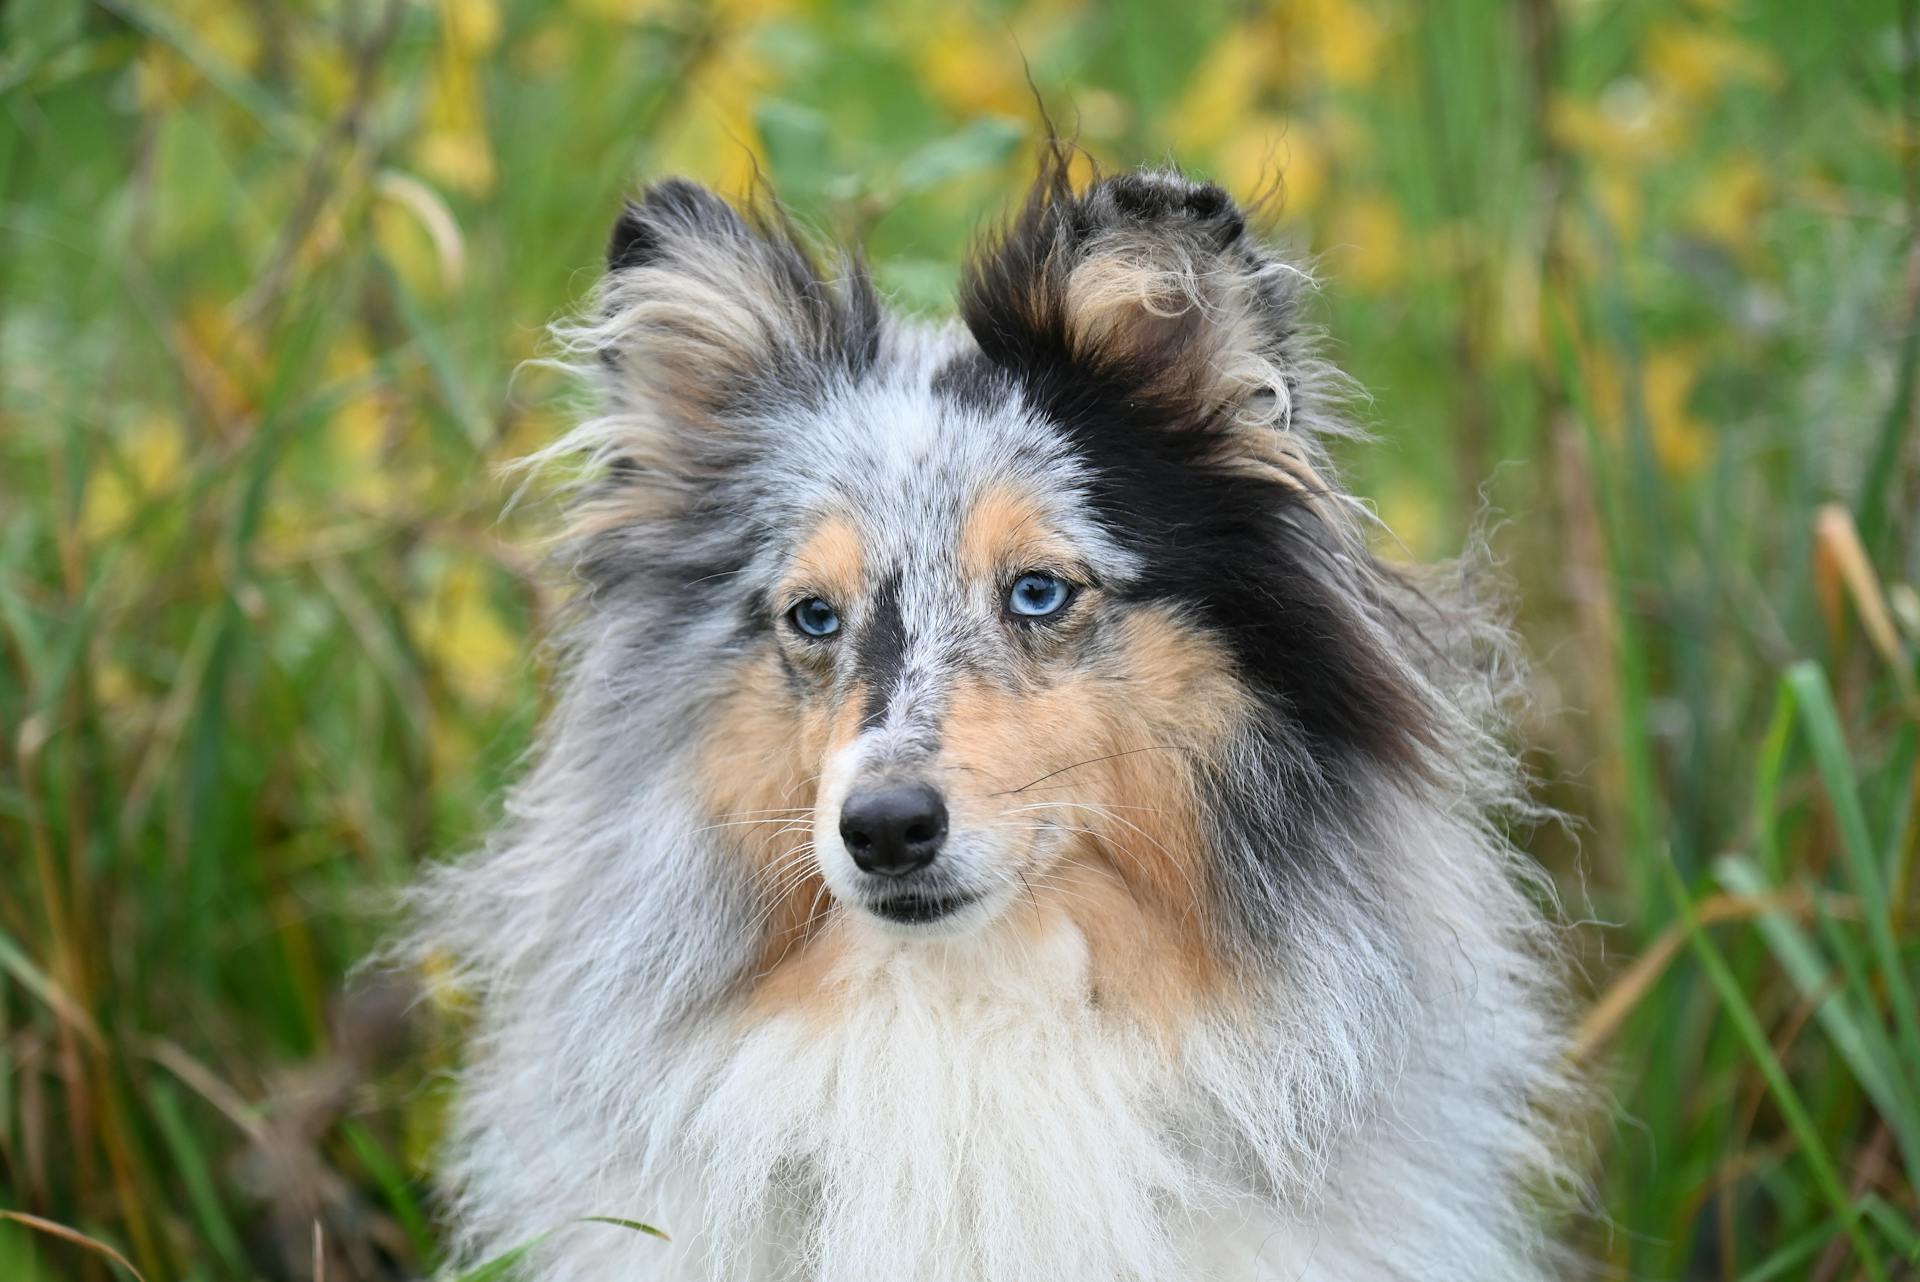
957,160,1327,444
585,179,881,433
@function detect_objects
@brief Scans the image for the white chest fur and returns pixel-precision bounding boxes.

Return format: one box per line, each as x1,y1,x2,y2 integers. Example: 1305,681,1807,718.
547,917,1334,1282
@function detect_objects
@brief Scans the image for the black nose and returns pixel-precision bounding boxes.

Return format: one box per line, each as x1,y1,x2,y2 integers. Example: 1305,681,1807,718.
838,783,948,877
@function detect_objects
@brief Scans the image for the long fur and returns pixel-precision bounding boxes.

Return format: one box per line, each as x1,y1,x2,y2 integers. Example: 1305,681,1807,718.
411,154,1580,1281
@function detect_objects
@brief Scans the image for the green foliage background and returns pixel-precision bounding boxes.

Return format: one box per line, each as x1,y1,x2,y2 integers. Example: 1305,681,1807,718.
3,0,1918,1278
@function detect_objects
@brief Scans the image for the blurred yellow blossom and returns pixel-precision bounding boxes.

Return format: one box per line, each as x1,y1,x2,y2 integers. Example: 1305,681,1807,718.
1593,169,1643,239
1218,118,1323,211
82,411,185,541
915,15,1035,119
711,0,799,18
1174,18,1282,154
182,299,265,427
1550,85,1689,168
324,336,396,512
415,0,499,195
1577,337,1712,476
1330,194,1406,292
657,35,776,195
418,557,522,704
1642,347,1713,477
134,45,198,112
164,0,260,75
1076,89,1131,142
293,38,354,117
445,0,504,54
517,20,582,76
567,0,669,20
1686,151,1771,252
1291,0,1388,90
1643,21,1781,105
1373,477,1443,562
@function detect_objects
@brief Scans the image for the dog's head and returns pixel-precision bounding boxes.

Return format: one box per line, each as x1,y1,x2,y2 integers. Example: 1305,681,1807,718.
556,158,1479,1002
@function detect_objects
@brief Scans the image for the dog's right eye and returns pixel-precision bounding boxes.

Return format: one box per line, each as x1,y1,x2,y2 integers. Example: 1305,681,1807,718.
788,597,841,639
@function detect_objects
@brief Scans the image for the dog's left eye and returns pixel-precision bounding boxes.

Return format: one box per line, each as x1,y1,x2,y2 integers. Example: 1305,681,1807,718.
1006,572,1072,619
789,597,841,638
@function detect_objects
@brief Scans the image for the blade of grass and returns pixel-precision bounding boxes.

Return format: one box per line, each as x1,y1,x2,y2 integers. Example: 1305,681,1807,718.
1736,1213,1842,1282
446,1233,549,1282
580,1216,669,1241
0,1211,145,1282
1861,1193,1920,1258
341,1120,438,1270
1783,663,1920,1079
147,1082,247,1277
0,926,100,1049
1714,855,1920,1178
1659,847,1889,1282
1854,259,1920,561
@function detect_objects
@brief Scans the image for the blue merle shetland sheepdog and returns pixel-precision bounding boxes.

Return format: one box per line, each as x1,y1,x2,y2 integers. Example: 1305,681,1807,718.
416,152,1579,1281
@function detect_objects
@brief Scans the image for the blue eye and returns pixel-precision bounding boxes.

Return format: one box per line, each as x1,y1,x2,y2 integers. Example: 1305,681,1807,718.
1007,572,1072,619
789,597,841,638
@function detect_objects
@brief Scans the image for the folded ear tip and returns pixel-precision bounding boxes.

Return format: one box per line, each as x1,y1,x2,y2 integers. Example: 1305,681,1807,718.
608,201,661,272
607,179,745,272
1094,171,1245,245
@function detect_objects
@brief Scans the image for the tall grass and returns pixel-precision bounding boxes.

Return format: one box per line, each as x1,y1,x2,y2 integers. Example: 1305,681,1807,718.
2,1,1916,1278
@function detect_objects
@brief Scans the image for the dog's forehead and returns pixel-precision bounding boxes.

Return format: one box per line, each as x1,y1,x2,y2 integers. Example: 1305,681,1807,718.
764,343,1129,584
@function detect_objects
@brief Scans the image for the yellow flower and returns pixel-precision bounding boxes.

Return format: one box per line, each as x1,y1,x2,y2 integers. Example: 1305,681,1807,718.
914,15,1032,119
416,127,497,197
1643,21,1781,105
655,31,779,195
324,335,397,510
444,0,502,55
417,557,522,704
1642,347,1712,478
176,0,260,70
1076,89,1131,143
567,0,668,20
1173,19,1281,154
1373,477,1443,562
1215,117,1323,212
1685,151,1770,251
1549,83,1689,167
82,410,185,541
1575,338,1625,439
711,0,799,17
134,45,197,111
1329,194,1406,293
1299,0,1388,90
294,38,353,116
414,0,499,195
517,21,581,76
1593,169,1643,239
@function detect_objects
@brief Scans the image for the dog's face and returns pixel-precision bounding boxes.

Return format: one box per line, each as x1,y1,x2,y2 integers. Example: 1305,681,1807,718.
570,164,1441,980
752,428,1244,941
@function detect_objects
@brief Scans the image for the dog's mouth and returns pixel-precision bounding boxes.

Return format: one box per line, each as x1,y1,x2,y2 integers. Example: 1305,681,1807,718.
865,892,977,925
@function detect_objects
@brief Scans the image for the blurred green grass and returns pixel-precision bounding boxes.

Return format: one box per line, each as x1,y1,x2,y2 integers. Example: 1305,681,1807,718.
2,0,1918,1278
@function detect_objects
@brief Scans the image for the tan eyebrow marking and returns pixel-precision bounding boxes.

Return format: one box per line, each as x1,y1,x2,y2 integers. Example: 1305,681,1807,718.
957,483,1083,586
782,512,865,604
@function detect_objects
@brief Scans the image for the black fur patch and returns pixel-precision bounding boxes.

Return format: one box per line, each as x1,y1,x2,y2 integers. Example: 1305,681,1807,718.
956,156,1436,778
857,569,907,728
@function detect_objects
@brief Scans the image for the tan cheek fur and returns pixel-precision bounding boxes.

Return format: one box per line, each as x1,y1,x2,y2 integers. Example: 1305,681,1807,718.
942,607,1251,1034
698,512,872,993
695,652,835,981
